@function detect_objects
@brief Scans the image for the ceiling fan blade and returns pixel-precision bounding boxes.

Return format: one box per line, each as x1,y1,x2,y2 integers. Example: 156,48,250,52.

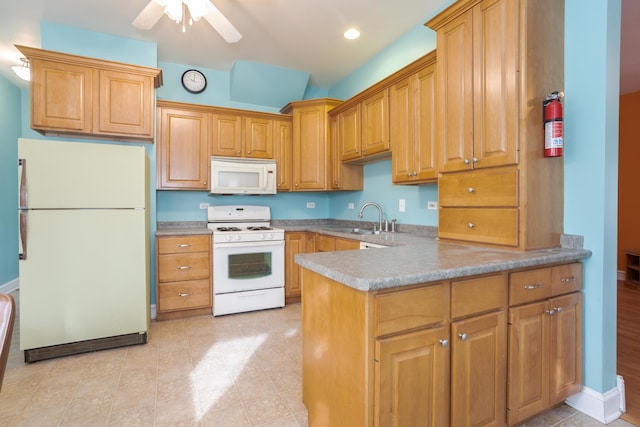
132,0,166,30
202,1,243,43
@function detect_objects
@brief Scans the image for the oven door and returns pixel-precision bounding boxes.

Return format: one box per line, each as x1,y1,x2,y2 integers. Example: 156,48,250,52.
213,240,284,294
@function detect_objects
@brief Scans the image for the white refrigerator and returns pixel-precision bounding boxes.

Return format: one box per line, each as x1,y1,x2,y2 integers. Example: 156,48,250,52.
17,138,150,362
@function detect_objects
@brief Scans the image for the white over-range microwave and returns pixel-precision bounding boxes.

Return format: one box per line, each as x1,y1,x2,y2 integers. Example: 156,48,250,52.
210,157,277,195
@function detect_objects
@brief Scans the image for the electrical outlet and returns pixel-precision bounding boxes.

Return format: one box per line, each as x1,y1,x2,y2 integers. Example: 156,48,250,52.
399,199,406,212
427,201,438,210
199,203,209,209
348,203,354,209
307,202,316,208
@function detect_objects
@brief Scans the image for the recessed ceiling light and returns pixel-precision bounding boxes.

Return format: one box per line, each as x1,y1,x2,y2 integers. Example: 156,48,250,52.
344,28,360,40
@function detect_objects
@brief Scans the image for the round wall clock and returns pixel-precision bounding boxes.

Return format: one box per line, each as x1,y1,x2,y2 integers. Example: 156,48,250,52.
181,69,207,94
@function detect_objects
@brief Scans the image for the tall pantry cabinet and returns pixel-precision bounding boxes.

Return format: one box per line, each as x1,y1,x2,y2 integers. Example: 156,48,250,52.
426,0,564,250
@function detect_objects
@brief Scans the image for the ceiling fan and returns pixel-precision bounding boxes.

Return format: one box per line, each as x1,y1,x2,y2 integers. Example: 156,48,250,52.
132,0,242,43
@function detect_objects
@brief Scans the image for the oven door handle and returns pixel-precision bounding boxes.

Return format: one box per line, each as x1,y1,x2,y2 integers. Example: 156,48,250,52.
213,240,284,249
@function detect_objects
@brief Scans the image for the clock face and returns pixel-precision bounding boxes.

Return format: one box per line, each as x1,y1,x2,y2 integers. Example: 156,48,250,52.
181,69,207,94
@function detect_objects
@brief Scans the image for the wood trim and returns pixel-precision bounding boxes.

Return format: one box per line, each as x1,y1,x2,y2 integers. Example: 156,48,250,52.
16,45,163,88
424,0,484,30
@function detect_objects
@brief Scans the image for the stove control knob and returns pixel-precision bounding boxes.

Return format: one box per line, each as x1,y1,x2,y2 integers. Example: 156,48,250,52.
260,234,266,240
235,235,241,241
227,235,234,242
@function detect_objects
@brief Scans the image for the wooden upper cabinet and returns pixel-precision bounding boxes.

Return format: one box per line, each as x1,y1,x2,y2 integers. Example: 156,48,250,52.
211,111,275,159
428,0,517,172
156,101,210,190
281,98,342,191
273,118,293,191
18,45,162,142
390,54,438,184
335,90,390,163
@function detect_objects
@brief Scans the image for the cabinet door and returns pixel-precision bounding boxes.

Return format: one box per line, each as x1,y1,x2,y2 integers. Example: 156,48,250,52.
361,89,390,157
335,237,360,251
244,116,274,158
471,0,518,169
30,59,93,132
284,232,306,302
274,119,292,191
98,70,153,137
436,8,474,172
157,107,210,190
375,327,450,427
451,311,506,427
315,235,336,252
390,75,414,183
292,105,329,190
507,300,549,425
549,292,583,404
211,113,243,157
339,104,361,162
414,65,438,181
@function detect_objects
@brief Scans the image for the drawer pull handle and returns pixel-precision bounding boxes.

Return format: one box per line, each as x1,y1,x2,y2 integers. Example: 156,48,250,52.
467,223,475,229
524,283,542,290
561,276,576,283
458,333,468,341
468,187,475,193
439,339,449,347
178,292,192,297
178,265,192,270
177,244,192,248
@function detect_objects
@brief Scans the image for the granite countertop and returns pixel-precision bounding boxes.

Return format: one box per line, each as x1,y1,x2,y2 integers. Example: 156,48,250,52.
293,226,592,292
155,221,211,236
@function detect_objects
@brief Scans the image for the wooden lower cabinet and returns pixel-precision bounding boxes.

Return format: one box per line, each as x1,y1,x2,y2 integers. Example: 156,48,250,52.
302,262,582,427
375,327,450,427
507,264,583,425
156,234,212,320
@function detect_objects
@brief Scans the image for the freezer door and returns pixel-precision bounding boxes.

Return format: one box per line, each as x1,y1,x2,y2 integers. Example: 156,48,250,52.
18,138,146,209
19,209,149,350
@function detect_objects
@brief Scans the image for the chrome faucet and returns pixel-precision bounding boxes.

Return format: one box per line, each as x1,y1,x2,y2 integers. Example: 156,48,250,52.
358,202,383,233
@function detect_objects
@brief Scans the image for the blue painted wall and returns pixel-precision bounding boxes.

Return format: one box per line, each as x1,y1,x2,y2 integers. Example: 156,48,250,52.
0,0,622,401
0,75,21,285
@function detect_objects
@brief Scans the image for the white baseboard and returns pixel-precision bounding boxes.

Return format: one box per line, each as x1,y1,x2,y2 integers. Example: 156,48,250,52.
0,278,19,294
565,378,624,424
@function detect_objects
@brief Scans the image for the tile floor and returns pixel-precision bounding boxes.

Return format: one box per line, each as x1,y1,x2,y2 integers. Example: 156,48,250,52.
0,290,636,427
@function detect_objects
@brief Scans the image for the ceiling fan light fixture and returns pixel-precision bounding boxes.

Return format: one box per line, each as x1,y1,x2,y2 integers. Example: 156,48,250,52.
164,0,183,22
11,58,30,81
184,0,208,21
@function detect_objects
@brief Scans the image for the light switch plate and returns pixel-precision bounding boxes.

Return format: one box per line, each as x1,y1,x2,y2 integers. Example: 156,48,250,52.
399,199,406,212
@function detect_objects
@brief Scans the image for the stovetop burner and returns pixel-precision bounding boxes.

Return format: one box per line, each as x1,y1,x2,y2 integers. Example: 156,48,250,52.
216,227,242,232
247,226,273,231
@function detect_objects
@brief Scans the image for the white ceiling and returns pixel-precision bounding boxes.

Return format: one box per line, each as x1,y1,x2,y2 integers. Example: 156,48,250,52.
0,0,638,93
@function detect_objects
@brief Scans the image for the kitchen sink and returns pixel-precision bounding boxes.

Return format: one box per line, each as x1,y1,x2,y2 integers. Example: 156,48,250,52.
322,227,379,235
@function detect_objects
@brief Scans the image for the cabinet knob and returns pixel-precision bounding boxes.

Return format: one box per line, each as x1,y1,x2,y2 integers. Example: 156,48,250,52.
464,159,470,164
467,223,475,229
439,339,449,347
554,306,563,313
546,308,556,316
458,333,468,341
472,157,479,163
468,187,475,193
236,150,241,154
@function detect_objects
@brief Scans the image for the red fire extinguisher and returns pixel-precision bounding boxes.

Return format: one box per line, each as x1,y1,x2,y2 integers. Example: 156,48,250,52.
543,91,564,157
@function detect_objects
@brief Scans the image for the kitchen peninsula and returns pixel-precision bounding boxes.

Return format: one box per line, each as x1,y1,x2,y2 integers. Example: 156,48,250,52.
295,231,590,426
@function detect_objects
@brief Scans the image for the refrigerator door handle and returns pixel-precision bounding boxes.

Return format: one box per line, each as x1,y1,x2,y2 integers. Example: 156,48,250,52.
18,158,27,210
19,210,27,260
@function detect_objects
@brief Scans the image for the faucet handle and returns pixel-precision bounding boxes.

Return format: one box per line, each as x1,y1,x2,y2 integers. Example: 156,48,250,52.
391,219,397,233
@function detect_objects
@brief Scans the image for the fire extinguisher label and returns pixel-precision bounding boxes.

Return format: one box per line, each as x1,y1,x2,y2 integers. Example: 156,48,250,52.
545,121,563,149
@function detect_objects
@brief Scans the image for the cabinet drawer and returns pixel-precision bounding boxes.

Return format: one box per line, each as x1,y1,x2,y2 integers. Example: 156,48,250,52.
451,274,507,319
158,279,211,311
158,252,210,282
439,208,518,247
157,235,210,254
509,268,552,306
375,284,449,337
439,167,518,207
551,263,583,296
316,235,336,252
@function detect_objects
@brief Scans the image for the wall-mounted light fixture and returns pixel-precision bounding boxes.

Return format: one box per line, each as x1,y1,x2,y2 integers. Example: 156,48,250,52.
11,58,30,81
